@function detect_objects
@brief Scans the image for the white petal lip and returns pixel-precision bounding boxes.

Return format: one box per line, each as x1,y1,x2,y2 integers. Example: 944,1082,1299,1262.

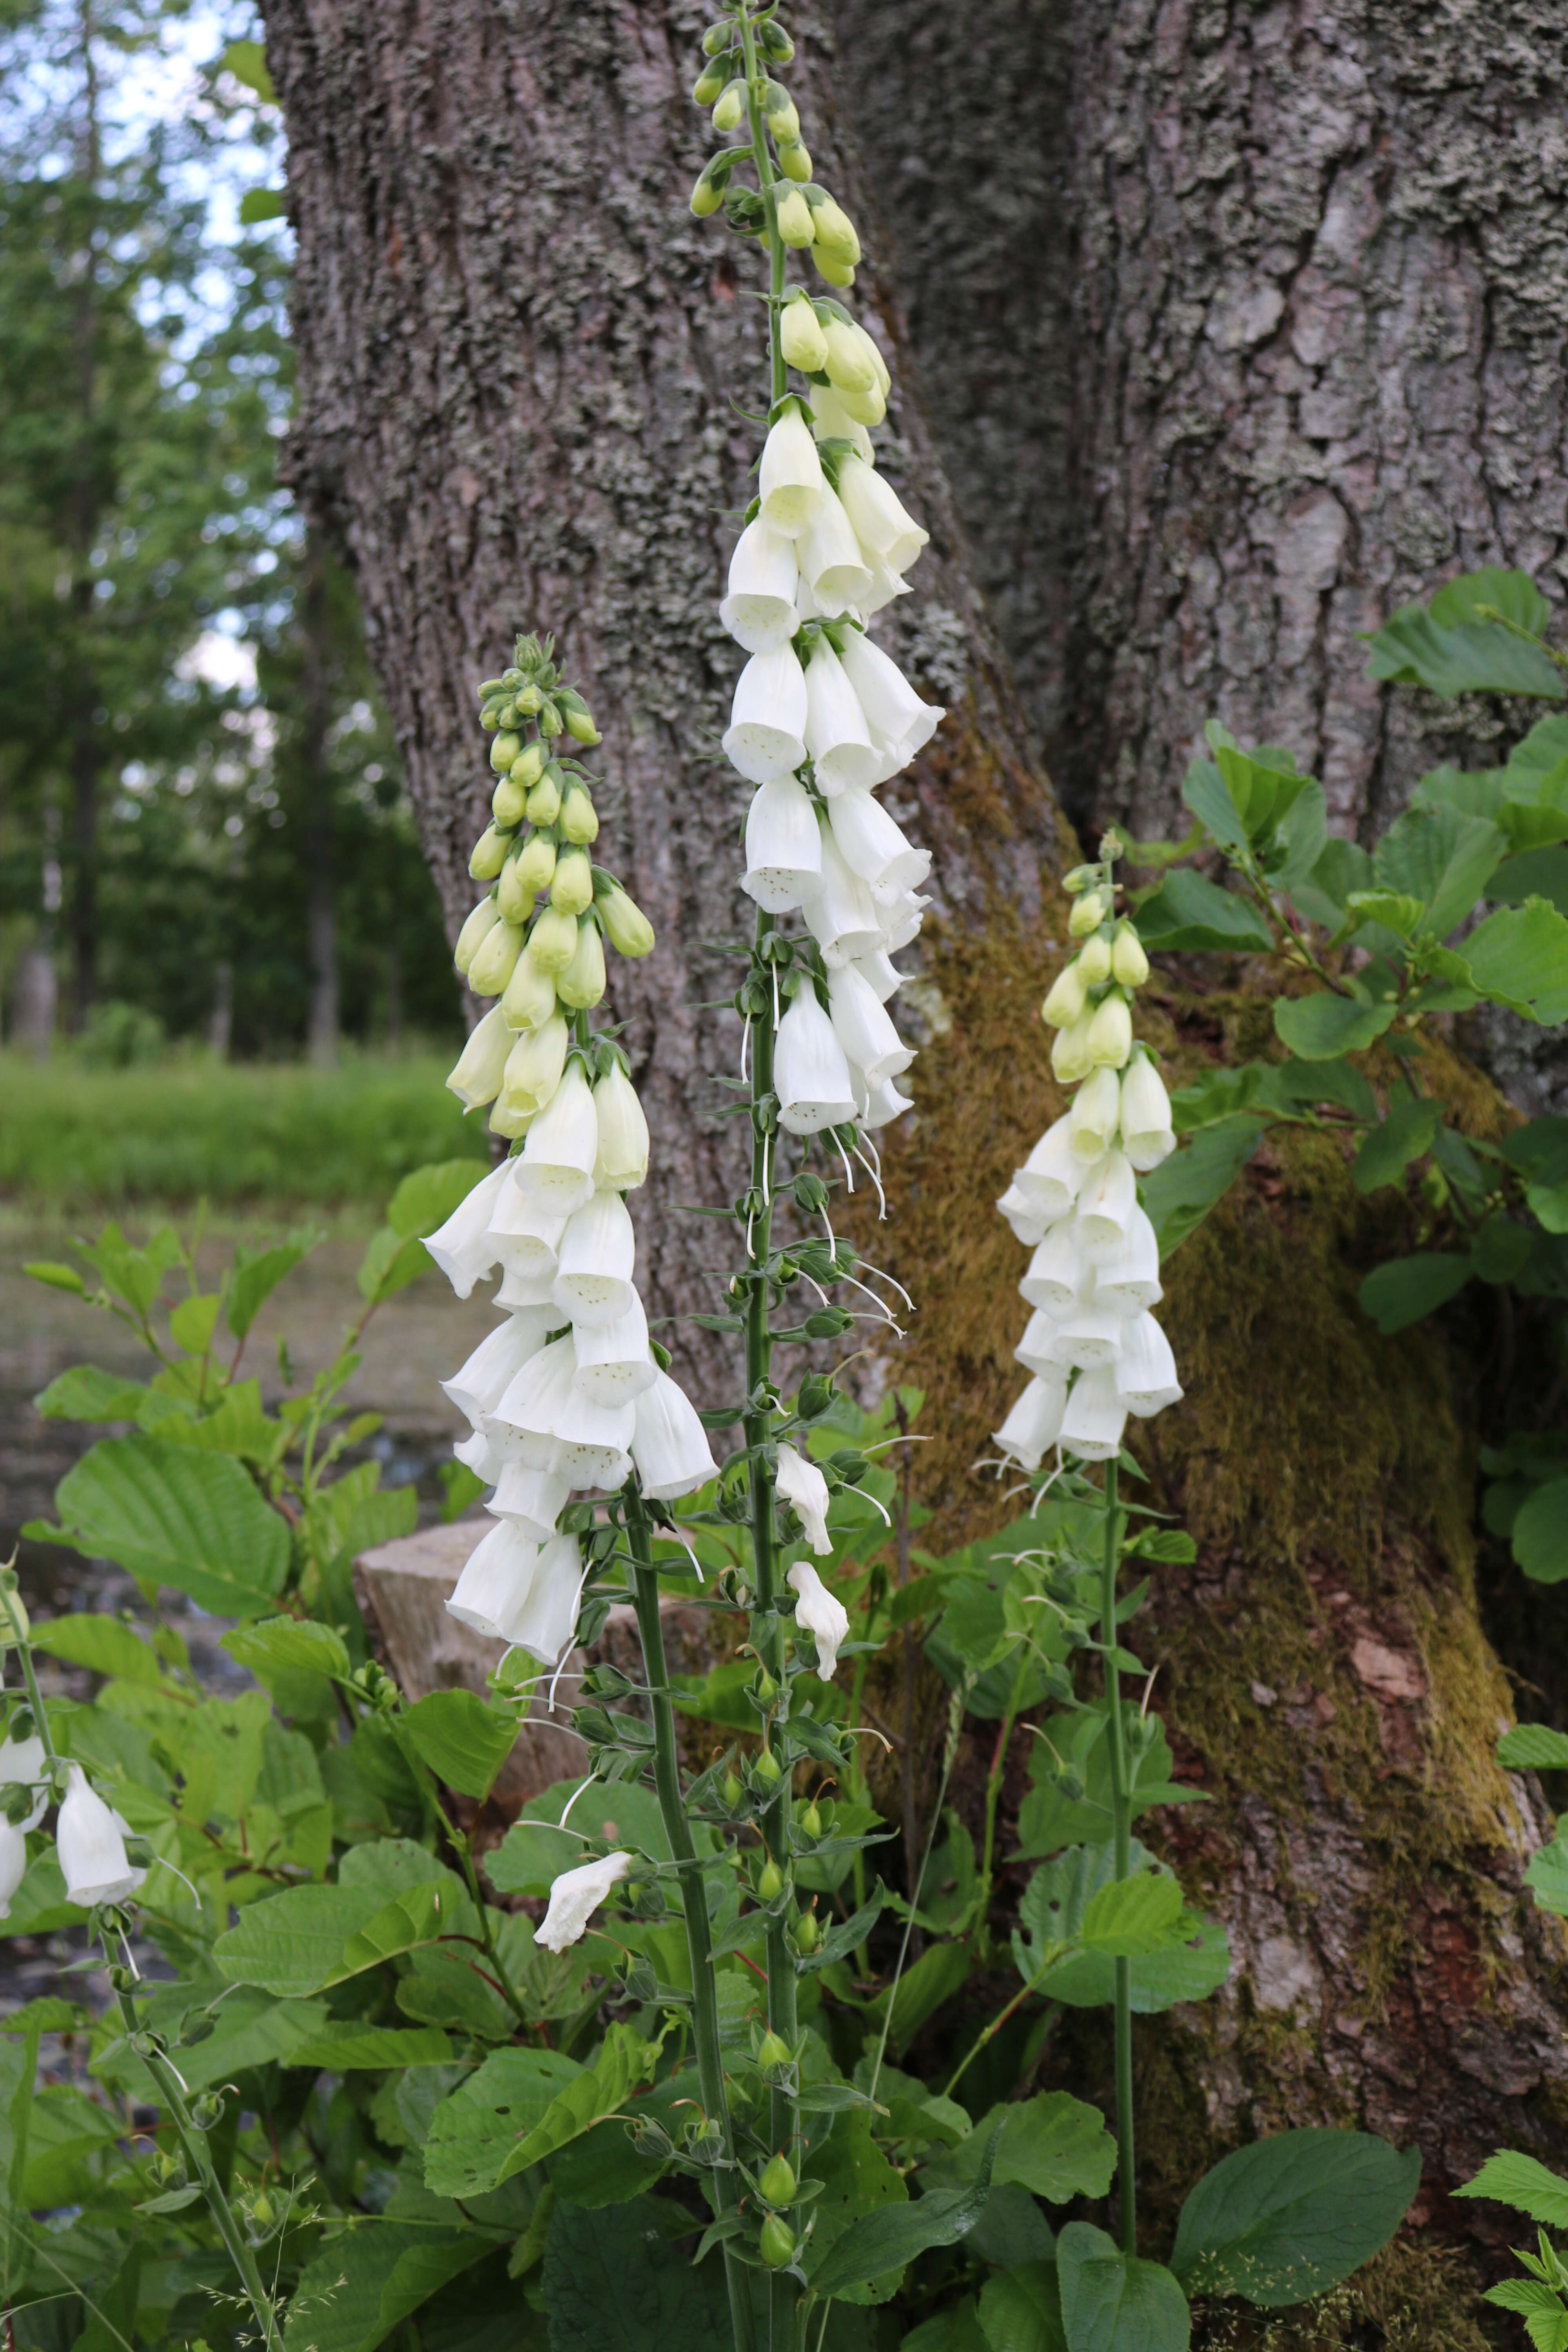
724,645,809,784
631,1372,719,1499
774,989,857,1135
423,1160,510,1298
775,1443,833,1553
788,1562,850,1679
537,1849,633,1953
742,776,823,913
721,517,801,653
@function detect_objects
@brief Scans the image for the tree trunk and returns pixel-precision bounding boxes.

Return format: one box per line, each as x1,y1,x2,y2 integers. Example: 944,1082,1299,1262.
300,530,339,1066
260,0,1568,2308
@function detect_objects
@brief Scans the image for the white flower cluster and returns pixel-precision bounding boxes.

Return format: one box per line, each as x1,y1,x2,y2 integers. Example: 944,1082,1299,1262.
994,873,1183,1471
0,1729,145,1918
723,382,944,1138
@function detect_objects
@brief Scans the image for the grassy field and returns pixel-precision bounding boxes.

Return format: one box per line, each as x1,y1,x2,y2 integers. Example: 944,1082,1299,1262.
0,1050,482,1211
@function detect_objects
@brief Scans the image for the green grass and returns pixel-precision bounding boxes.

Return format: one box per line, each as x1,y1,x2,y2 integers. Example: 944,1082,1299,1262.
0,1050,483,1210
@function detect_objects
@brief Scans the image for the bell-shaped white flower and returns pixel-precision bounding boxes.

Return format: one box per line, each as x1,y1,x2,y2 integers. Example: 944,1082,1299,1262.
593,1064,650,1192
537,1848,632,1953
1015,1308,1061,1376
1014,1117,1083,1223
720,517,801,652
758,402,825,538
1046,1300,1127,1372
1086,993,1133,1070
631,1372,719,1499
496,1262,557,1311
1076,1152,1138,1251
878,890,930,955
57,1764,145,1908
743,777,823,912
489,1462,572,1542
1020,1219,1094,1316
994,1370,1069,1470
518,1062,600,1217
808,381,875,465
0,1733,49,1832
489,1335,579,1468
552,1189,636,1329
505,1531,587,1665
861,1074,915,1129
1058,1365,1127,1462
1069,1067,1122,1161
775,987,858,1135
827,790,931,894
799,484,872,612
826,964,913,1089
836,630,943,765
424,1161,510,1299
1115,1315,1184,1417
453,1425,505,1485
446,1005,514,1111
802,828,885,966
1051,1011,1096,1086
859,555,912,619
1120,1055,1176,1171
448,1517,540,1639
850,947,904,1004
724,643,809,784
788,1562,849,1679
997,1183,1049,1248
835,453,929,578
1088,1208,1162,1314
488,1170,568,1281
0,1819,27,1918
803,641,884,795
571,1291,657,1405
442,1309,551,1431
776,1443,833,1554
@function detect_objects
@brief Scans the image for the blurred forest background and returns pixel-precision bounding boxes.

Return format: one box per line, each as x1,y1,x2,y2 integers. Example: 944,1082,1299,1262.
0,0,464,1195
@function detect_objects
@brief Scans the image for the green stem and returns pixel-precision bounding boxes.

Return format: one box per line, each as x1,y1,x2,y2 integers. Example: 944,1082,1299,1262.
2,1596,58,1769
626,1496,756,2352
1098,1461,1136,2257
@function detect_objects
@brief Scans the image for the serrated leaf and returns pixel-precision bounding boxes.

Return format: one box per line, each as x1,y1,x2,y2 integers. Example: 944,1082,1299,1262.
1080,1872,1188,1956
1344,890,1427,938
33,1366,148,1422
1273,993,1397,1060
29,1436,288,1616
807,2124,1001,2298
1057,2223,1191,2352
1455,2151,1568,2229
1526,1836,1568,1916
1013,1842,1229,2014
1131,870,1273,955
223,1615,352,1684
289,2024,454,2072
1371,804,1508,938
1499,1724,1568,1771
214,1884,388,1995
1427,896,1568,1021
29,1613,166,1687
498,2024,653,2184
1171,2128,1420,2307
424,2047,584,2198
1357,1252,1471,1335
334,1881,449,1981
402,1690,519,1799
1350,1098,1442,1194
940,2094,1116,2205
1365,568,1564,699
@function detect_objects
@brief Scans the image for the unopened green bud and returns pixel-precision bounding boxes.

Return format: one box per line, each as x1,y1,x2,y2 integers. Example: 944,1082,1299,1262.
564,708,600,746
1062,864,1098,895
515,682,544,714
515,832,558,897
757,1859,784,1901
537,699,564,738
722,1769,744,1807
810,245,854,289
793,1908,820,1953
821,317,875,396
759,2215,797,2269
759,2153,797,2205
763,82,799,142
510,740,546,789
557,918,607,1011
469,824,512,881
550,846,595,917
775,140,811,183
466,918,524,999
559,783,599,844
759,20,794,61
501,942,557,1031
691,164,728,217
526,772,562,826
490,730,521,775
711,78,746,132
497,851,532,926
757,2030,791,2070
799,1800,822,1838
692,55,731,104
809,192,860,266
479,699,505,730
753,1747,782,1788
775,187,815,249
780,295,828,373
1111,922,1150,987
492,773,529,829
754,1666,779,1706
701,20,731,56
529,906,579,975
478,675,507,699
454,895,501,976
598,881,655,957
1069,890,1105,937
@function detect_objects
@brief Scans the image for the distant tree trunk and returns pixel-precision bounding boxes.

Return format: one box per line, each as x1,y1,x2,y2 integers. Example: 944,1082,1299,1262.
300,530,339,1066
66,0,103,1033
261,0,1568,2301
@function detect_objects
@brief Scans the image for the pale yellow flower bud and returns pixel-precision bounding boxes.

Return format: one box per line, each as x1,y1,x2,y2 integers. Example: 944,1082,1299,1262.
1040,958,1087,1030
529,906,580,973
775,141,812,184
469,824,511,881
466,917,524,999
810,248,855,289
1051,1009,1096,1085
509,740,545,788
711,78,746,132
810,195,861,267
550,846,595,916
821,318,876,396
780,296,829,375
489,730,521,775
599,882,655,958
501,941,557,1031
1086,992,1133,1069
1076,931,1112,986
1111,922,1150,987
492,773,529,829
557,918,608,1010
526,772,562,826
559,783,599,844
1068,891,1105,937
454,896,501,977
775,187,815,248
515,832,558,896
497,851,532,925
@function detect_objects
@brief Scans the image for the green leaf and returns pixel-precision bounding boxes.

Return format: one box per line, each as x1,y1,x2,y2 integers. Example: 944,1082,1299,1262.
157,1378,281,1462
979,2262,1068,2352
807,2125,1002,2298
1131,870,1273,955
1139,1118,1259,1258
498,2024,654,2184
33,1365,149,1421
1499,1724,1568,1771
944,2094,1116,2205
1350,1098,1442,1194
1080,1872,1188,1956
1170,2128,1421,2307
223,1615,352,1684
1305,837,1374,918
1371,804,1508,938
425,2048,585,2198
1180,758,1250,853
227,1234,317,1339
1343,890,1428,938
223,37,276,99
1357,1253,1471,1335
25,1261,88,1295
1057,2223,1191,2352
1273,993,1397,1060
283,2024,454,2072
802,2105,910,2306
238,186,287,223
335,1881,452,1982
538,2197,733,2352
29,1436,288,1616
1364,568,1564,699
28,1612,166,1687
1489,845,1568,916
1429,896,1568,1021
169,1293,222,1354
1526,1836,1568,1916
283,2226,491,2352
214,1883,387,1995
865,1934,973,2052
388,1159,490,1237
1512,1479,1568,1584
1455,2151,1568,2229
402,1690,519,1798
1484,2278,1568,2352
1202,728,1312,846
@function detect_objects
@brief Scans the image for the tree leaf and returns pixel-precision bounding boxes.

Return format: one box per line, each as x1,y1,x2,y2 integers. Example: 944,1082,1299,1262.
223,37,276,100
1273,994,1397,1060
979,2261,1068,2352
1483,2278,1568,2352
1526,1837,1568,1917
1139,1118,1259,1258
29,1613,166,1687
1364,568,1564,699
334,1881,451,1982
1350,1098,1442,1194
402,1690,519,1799
498,2024,654,2184
1371,804,1508,938
29,1436,288,1616
1056,2223,1191,2352
1499,1724,1568,1772
538,2197,733,2352
1131,870,1273,955
1490,845,1568,915
33,1366,149,1421
1013,1843,1229,2015
283,2225,492,2352
1512,1479,1568,1584
223,1615,352,1684
1427,896,1568,1021
424,2048,583,2198
1080,1873,1189,1956
238,186,287,223
1455,2151,1568,2229
1357,1253,1471,1336
802,2105,910,2306
1170,2128,1420,2307
227,1234,318,1338
807,2125,1002,2298
942,2094,1116,2205
214,1884,388,1995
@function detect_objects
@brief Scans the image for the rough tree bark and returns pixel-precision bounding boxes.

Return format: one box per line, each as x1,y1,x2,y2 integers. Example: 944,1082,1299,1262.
260,0,1568,2316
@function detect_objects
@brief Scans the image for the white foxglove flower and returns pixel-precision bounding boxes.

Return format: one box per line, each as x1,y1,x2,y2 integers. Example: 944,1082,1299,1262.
788,1562,849,1679
1016,1308,1061,1376
850,948,904,1004
776,1443,833,1554
826,790,931,894
57,1765,144,1908
446,1005,514,1112
593,1065,650,1192
802,828,885,966
489,1462,571,1541
1076,1153,1138,1250
448,1517,540,1639
799,484,872,612
1069,1067,1122,1161
808,381,875,465
1115,1316,1184,1417
552,1189,637,1328
878,890,930,955
720,518,801,652
1021,1221,1094,1316
443,1310,551,1430
537,1849,632,1953
518,1063,600,1216
489,1336,579,1468
571,1292,658,1405
0,1820,27,1918
1086,994,1133,1070
425,1161,510,1298
998,1184,1049,1248
826,964,913,1089
1120,1056,1176,1171
488,1173,568,1281
1014,1118,1083,1222
1089,1209,1162,1314
758,403,824,538
1047,1301,1126,1372
0,1733,49,1831
454,1425,505,1484
724,644,809,784
803,641,883,794
497,1262,557,1311
775,988,857,1135
858,555,912,619
836,630,943,764
835,454,929,578
994,1370,1069,1470
631,1372,719,1499
1058,1366,1127,1462
861,1074,915,1129
505,1532,587,1666
743,777,823,912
